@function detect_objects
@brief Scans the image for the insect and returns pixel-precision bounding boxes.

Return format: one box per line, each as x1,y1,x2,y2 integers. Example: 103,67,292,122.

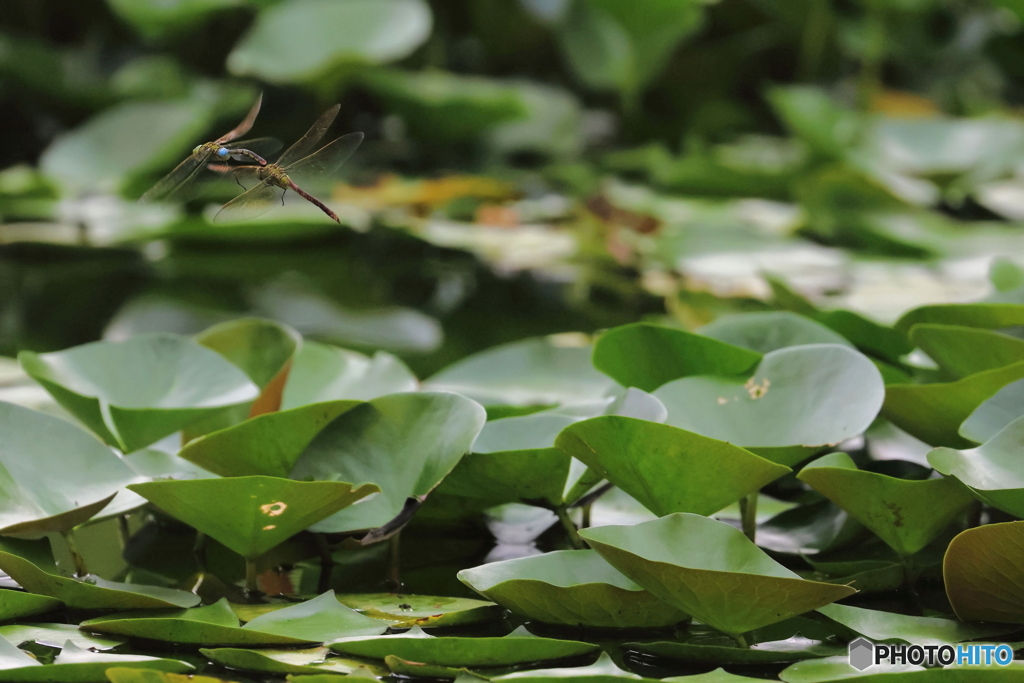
212,104,363,223
139,93,281,203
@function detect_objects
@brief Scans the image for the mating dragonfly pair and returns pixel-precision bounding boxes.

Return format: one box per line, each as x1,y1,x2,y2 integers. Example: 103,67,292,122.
141,94,362,223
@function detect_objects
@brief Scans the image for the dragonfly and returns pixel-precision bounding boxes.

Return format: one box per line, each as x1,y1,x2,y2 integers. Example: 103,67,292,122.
140,93,281,203
212,104,363,223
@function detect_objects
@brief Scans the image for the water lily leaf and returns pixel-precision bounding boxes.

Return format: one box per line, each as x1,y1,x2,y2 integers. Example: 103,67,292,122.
106,0,249,40
556,417,790,516
882,362,1024,447
383,656,474,680
330,625,599,666
816,603,1016,645
0,592,62,623
592,323,762,392
0,624,122,650
458,549,688,628
944,521,1024,623
19,334,260,452
896,303,1024,334
128,476,379,560
755,501,863,557
335,593,500,628
494,651,642,681
579,514,856,640
121,448,217,481
106,670,239,683
0,402,145,536
700,312,854,353
909,324,1024,380
797,453,973,558
959,378,1024,443
242,591,387,641
290,393,486,534
281,341,417,410
779,655,925,682
425,337,615,407
0,551,199,610
654,345,884,466
626,637,845,665
664,671,772,683
177,401,362,478
0,640,193,682
201,646,385,676
930,416,1024,518
228,0,432,83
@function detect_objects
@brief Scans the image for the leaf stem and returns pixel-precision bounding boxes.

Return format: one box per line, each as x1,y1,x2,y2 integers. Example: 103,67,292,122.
245,559,259,596
731,632,749,648
739,493,758,543
116,515,131,549
61,530,88,577
556,507,585,549
387,532,402,590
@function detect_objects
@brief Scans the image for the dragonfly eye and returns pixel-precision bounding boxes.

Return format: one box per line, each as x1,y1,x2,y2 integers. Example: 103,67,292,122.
217,147,231,158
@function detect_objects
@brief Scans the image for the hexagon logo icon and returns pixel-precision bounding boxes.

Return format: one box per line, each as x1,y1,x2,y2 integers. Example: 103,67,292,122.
849,637,874,671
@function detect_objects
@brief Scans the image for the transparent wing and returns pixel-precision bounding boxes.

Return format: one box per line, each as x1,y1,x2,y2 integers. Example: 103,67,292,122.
227,137,283,162
285,132,364,187
207,164,261,191
215,92,263,144
139,148,211,203
214,181,280,223
275,104,341,169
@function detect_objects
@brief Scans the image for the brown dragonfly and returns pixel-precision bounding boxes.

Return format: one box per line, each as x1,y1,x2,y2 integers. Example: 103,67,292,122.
211,104,362,223
140,93,281,203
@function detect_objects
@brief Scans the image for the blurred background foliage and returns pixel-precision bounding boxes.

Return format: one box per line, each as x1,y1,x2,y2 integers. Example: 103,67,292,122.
4,0,1024,375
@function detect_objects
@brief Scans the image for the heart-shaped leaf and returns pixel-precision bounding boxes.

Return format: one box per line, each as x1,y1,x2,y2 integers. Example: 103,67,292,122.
579,514,856,641
241,591,387,641
700,312,853,353
128,476,379,560
458,549,688,628
944,521,1024,623
335,594,500,628
0,639,193,681
281,341,417,410
959,378,1024,443
0,624,122,650
19,334,260,452
909,324,1024,380
200,646,384,676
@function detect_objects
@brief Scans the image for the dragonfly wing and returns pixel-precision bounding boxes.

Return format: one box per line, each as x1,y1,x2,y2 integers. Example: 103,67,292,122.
275,104,341,168
215,92,262,144
139,150,209,202
214,181,280,223
285,132,364,187
228,136,283,163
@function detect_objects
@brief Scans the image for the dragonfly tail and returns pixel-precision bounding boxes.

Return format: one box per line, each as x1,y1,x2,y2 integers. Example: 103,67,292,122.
288,181,340,223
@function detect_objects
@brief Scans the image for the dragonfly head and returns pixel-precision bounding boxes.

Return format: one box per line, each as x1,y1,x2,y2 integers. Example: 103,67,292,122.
192,145,203,155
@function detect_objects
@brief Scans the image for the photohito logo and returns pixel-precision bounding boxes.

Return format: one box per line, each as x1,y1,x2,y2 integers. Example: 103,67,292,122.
848,638,1015,671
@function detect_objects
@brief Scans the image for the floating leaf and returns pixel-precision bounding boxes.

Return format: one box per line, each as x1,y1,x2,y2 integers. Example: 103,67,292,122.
330,626,599,666
959,378,1024,444
19,335,260,452
0,640,193,682
200,646,384,676
106,0,249,39
0,591,62,623
0,551,199,610
944,521,1024,623
281,342,417,410
798,453,974,557
909,324,1024,380
626,636,844,665
700,312,853,353
128,477,379,560
592,323,761,392
896,302,1024,334
458,549,688,628
228,0,432,83
0,624,122,650
242,591,387,641
816,603,1016,645
335,593,500,628
291,393,486,534
556,417,789,516
664,671,770,683
494,652,642,681
106,670,236,683
779,655,924,682
579,514,856,641
654,345,884,465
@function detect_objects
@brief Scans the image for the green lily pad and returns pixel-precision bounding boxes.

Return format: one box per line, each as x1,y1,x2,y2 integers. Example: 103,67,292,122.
943,521,1024,623
330,625,600,666
0,592,62,622
592,323,762,392
201,646,385,676
909,324,1024,380
779,655,925,682
335,593,501,628
122,448,217,481
0,624,122,650
0,401,145,536
425,336,615,407
929,416,1024,517
177,401,363,478
196,319,301,392
281,342,417,410
654,345,884,465
106,670,237,683
127,476,379,560
700,312,854,353
290,392,486,534
241,591,388,640
579,514,856,641
896,302,1024,334
458,549,688,628
959,378,1024,443
19,334,260,452
0,551,200,610
797,452,974,557
493,652,643,682
556,417,790,516
626,637,845,665
0,639,193,682
816,603,1017,645
883,361,1024,448
383,656,474,680
664,671,771,683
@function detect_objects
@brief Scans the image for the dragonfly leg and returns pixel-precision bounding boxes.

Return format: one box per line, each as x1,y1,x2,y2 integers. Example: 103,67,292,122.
280,188,287,206
234,175,246,190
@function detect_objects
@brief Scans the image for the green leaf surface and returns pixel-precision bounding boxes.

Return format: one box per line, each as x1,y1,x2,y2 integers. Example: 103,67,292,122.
0,592,63,623
797,452,974,557
0,624,123,650
330,625,599,666
943,521,1024,623
556,417,790,516
817,603,1016,645
334,593,500,628
200,646,384,676
626,638,845,665
959,378,1024,443
241,591,388,641
195,318,301,390
290,393,485,534
458,549,688,628
663,670,772,683
228,0,432,83
654,345,884,465
896,303,1024,334
281,342,417,410
106,0,249,39
0,640,193,682
779,655,925,682
909,324,1024,380
177,401,362,478
128,476,379,560
19,334,260,452
700,312,854,353
494,651,644,681
580,514,856,639
592,323,762,392
0,551,199,610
